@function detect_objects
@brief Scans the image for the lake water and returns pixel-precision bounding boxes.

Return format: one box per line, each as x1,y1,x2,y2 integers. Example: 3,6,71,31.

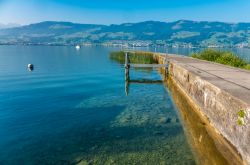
0,45,240,164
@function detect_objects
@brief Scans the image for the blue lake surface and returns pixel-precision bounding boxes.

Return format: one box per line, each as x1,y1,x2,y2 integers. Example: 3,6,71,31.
0,45,236,164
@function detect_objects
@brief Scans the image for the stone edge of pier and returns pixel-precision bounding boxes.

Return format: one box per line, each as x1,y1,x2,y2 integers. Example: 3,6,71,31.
155,53,250,165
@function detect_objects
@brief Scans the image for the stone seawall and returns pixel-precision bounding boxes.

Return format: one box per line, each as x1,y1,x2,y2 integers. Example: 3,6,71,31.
154,54,250,165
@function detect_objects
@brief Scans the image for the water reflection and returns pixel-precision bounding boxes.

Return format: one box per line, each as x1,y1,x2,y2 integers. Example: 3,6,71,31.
165,77,243,165
28,67,34,72
125,79,163,96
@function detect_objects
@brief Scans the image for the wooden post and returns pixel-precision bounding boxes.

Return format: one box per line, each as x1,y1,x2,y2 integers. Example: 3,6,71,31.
124,52,130,82
125,69,129,81
124,52,130,95
125,79,129,96
125,52,129,68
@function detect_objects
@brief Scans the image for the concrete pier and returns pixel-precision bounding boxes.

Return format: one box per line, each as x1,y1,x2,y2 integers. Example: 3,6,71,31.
155,54,250,165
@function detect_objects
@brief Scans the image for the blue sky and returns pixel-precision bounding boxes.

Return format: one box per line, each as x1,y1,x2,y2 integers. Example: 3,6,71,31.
0,0,249,25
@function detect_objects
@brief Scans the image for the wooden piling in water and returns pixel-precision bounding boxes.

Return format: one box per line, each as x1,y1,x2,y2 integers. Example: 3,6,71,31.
124,52,130,81
123,51,169,95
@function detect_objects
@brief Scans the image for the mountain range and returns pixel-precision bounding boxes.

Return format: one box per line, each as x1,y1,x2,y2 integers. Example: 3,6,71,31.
0,20,250,47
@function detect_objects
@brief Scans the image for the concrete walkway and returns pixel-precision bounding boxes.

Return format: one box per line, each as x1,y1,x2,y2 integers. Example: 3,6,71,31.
156,53,250,164
165,54,250,105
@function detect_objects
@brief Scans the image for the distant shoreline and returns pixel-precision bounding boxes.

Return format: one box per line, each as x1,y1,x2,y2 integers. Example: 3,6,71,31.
0,43,249,49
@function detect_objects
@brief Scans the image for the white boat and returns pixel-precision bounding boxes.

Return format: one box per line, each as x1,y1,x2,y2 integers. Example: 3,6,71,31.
75,45,81,49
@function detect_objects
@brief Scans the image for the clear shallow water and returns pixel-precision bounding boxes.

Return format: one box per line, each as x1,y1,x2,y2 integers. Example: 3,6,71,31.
0,45,235,165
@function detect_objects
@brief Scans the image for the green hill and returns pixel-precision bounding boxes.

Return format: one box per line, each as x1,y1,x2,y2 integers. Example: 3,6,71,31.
0,20,249,47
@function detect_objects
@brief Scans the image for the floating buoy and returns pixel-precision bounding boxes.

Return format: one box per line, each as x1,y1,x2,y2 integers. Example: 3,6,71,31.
75,45,81,49
27,64,34,71
28,64,33,68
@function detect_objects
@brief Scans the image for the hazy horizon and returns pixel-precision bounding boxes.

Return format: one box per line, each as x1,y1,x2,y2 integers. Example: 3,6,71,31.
2,19,250,28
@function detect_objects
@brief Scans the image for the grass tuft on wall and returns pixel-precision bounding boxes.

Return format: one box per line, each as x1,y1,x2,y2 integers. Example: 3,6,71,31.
191,49,250,70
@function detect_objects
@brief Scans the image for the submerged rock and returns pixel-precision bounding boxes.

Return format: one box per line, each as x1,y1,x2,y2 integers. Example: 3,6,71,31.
171,117,179,123
166,118,172,123
159,117,167,124
153,131,164,135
